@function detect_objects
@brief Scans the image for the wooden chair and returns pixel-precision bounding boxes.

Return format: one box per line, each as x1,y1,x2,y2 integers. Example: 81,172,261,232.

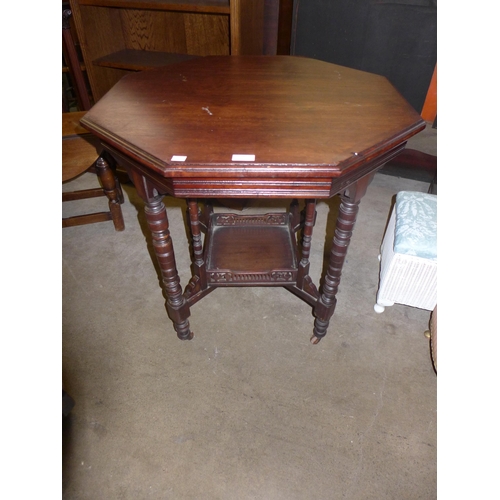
63,111,125,230
62,8,124,230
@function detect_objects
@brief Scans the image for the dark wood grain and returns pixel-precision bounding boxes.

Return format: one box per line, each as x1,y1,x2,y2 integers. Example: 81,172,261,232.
63,112,125,230
63,9,92,110
69,0,270,102
144,195,192,339
94,50,198,70
82,56,423,180
78,0,231,14
80,56,424,342
206,213,297,283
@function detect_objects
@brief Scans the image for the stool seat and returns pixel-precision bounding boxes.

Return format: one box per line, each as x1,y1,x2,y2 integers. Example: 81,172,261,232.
62,135,101,182
374,191,437,313
62,111,102,181
62,8,126,232
394,191,437,260
62,111,125,230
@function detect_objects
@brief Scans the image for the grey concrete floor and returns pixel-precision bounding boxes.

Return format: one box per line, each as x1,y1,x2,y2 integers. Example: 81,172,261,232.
62,127,437,499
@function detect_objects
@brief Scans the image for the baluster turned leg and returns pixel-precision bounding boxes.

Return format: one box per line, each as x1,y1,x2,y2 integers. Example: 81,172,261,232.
188,201,204,265
145,196,193,340
95,156,125,231
312,195,360,344
187,200,207,289
296,199,316,287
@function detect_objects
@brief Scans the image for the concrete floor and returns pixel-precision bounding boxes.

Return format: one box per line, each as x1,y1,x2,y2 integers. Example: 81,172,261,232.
62,127,437,499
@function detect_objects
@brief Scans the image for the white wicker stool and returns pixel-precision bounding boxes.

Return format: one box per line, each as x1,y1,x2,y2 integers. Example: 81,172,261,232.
374,191,437,313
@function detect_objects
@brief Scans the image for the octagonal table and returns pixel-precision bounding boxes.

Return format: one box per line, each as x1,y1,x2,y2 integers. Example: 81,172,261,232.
81,56,425,343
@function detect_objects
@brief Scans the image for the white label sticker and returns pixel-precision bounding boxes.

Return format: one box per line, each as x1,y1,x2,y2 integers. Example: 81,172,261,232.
171,155,187,162
232,154,255,161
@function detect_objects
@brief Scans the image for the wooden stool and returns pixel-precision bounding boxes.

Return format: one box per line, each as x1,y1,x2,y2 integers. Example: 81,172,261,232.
374,191,437,313
63,111,125,230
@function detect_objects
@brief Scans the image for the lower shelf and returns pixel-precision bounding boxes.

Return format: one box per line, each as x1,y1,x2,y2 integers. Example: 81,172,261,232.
205,212,298,286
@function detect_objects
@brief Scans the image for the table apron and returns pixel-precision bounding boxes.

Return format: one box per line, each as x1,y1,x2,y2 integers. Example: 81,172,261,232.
102,143,406,199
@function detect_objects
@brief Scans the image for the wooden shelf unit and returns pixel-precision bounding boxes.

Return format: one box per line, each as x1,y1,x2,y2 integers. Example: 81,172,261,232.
69,0,267,102
77,0,231,13
93,49,197,70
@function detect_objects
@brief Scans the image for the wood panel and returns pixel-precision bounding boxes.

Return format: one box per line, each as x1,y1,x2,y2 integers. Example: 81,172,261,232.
230,0,265,55
183,12,230,55
120,10,189,52
206,215,297,276
71,3,129,100
276,0,293,55
79,0,230,14
70,0,278,102
261,0,293,55
94,50,197,70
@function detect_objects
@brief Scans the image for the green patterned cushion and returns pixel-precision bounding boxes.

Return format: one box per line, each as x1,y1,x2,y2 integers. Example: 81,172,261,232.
394,191,437,261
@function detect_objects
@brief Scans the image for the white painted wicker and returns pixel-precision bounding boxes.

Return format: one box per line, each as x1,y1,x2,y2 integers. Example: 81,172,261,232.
374,195,437,313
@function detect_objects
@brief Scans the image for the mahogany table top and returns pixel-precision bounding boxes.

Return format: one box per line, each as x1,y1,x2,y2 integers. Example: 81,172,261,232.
81,56,424,182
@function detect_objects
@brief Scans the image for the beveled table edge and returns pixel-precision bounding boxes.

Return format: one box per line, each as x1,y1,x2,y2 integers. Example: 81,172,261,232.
80,117,425,179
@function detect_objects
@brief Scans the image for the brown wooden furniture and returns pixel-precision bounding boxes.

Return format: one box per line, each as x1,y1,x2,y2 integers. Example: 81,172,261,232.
63,111,125,230
80,56,424,342
63,7,126,229
68,0,282,103
63,6,92,111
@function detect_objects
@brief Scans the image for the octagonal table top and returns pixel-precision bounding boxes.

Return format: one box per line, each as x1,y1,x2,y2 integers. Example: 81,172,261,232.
81,56,425,179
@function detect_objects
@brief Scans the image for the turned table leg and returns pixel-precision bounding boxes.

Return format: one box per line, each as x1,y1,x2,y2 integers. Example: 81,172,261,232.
187,200,207,288
95,155,125,231
296,199,316,286
311,176,373,343
144,195,193,340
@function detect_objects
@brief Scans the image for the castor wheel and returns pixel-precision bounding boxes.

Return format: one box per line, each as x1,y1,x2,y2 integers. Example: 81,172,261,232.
178,330,194,341
310,335,321,345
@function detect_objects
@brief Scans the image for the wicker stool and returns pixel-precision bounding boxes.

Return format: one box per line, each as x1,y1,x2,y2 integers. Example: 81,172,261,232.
374,191,437,313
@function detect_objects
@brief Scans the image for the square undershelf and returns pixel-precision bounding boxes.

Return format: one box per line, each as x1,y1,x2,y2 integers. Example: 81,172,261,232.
205,213,298,285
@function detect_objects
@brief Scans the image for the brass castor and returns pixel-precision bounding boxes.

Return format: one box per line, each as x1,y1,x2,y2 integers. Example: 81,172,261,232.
310,335,321,345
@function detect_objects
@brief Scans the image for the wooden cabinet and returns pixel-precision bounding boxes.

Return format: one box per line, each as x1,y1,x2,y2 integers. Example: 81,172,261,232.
69,0,268,102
